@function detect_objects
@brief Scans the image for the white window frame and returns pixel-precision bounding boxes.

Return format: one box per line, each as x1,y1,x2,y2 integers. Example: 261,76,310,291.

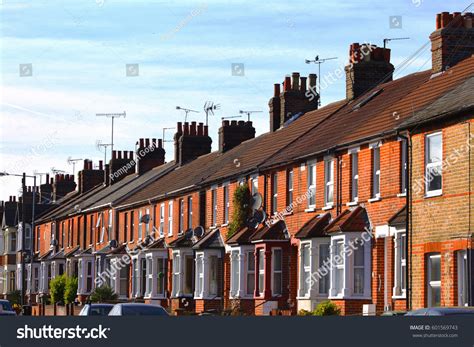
229,245,255,299
427,253,441,307
400,139,407,195
258,248,265,297
287,169,294,208
159,203,165,237
370,142,381,200
194,249,221,299
167,201,173,236
187,196,193,229
457,250,468,306
298,238,331,299
271,173,278,214
392,229,407,298
144,250,168,299
223,184,230,225
138,210,143,240
211,187,218,227
77,257,95,295
348,147,359,203
145,208,150,236
328,233,371,299
250,174,258,195
171,249,193,298
109,256,130,299
178,199,185,234
324,158,335,208
271,248,282,297
306,160,316,210
108,209,113,240
425,132,443,197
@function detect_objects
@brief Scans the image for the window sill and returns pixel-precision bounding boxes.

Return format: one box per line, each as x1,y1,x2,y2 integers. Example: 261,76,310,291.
322,204,334,211
329,295,372,300
304,207,316,213
144,295,167,300
282,211,293,216
368,196,381,203
425,191,442,199
392,295,406,300
221,223,229,227
346,201,358,207
396,193,406,198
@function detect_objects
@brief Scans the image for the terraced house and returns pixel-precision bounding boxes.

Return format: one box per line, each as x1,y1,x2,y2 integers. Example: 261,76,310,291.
24,11,474,315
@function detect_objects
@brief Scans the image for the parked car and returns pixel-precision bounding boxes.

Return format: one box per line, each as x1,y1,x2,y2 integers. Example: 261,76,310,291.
405,307,474,316
108,303,169,316
78,303,114,316
0,300,17,316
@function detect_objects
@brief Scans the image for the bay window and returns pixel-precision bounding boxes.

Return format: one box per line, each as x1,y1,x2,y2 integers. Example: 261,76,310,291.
131,255,147,298
425,132,442,196
229,246,255,299
109,257,130,298
77,258,94,294
143,252,167,299
427,253,441,307
171,249,193,297
272,248,282,296
194,250,221,299
258,249,265,296
329,234,371,299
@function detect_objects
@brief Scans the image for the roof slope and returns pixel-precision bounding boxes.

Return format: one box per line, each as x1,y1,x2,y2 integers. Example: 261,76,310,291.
262,56,474,168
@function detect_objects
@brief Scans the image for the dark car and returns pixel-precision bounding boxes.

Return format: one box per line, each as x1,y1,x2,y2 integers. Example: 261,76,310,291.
405,307,474,316
0,300,17,316
381,310,407,316
108,303,169,316
78,303,114,316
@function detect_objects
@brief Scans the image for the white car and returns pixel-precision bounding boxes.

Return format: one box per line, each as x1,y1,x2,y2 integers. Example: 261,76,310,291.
108,303,169,316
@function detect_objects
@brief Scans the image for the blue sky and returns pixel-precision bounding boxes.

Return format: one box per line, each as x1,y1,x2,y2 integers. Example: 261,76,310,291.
0,0,468,199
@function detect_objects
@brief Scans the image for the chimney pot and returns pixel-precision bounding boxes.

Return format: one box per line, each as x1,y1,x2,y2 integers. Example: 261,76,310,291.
300,76,307,92
436,13,442,29
117,151,122,159
197,122,204,136
274,83,280,97
112,150,117,159
238,120,245,126
308,74,317,88
158,139,163,148
46,173,49,182
284,76,291,91
204,125,209,136
99,160,103,170
184,122,190,135
190,121,197,136
139,138,144,147
291,72,300,90
223,120,230,127
145,138,150,147
129,151,133,159
177,122,183,134
231,120,237,126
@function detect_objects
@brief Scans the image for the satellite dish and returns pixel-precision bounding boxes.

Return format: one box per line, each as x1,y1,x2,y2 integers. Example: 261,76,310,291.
143,235,152,245
193,226,204,238
109,239,118,248
250,193,263,211
184,229,194,240
50,239,58,246
246,210,267,229
141,214,150,224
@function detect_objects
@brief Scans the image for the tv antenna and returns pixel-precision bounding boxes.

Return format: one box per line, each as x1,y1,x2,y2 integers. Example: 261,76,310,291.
221,115,242,121
203,101,220,126
162,127,175,143
51,167,65,175
33,171,49,184
176,106,199,122
67,157,83,176
95,111,126,161
96,140,113,164
305,55,338,106
239,110,262,122
383,37,410,49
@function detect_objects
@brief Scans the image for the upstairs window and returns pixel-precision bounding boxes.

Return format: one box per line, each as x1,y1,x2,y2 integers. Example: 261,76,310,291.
287,169,294,209
371,145,381,199
307,161,316,208
271,173,278,214
159,204,165,237
167,201,173,236
211,189,218,226
138,210,143,240
350,151,359,202
400,139,407,194
324,159,334,207
425,132,442,196
178,199,185,234
130,211,135,242
145,208,150,236
223,185,230,224
187,197,193,229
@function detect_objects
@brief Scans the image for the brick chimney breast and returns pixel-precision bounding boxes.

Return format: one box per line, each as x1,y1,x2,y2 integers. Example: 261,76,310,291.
78,159,105,193
430,12,474,74
136,137,165,175
53,174,77,201
219,119,256,152
345,43,394,100
109,150,136,184
174,122,212,165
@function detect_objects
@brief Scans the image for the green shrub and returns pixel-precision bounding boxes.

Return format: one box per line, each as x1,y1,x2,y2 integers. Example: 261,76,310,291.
64,276,78,304
7,290,21,306
313,300,341,316
89,285,118,303
227,183,251,238
298,309,313,316
50,275,66,304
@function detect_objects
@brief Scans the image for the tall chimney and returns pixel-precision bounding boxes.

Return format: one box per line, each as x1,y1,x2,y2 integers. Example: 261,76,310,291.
219,120,256,152
345,43,394,100
136,138,165,175
174,122,212,165
39,173,53,204
269,73,319,132
77,159,105,193
430,12,474,74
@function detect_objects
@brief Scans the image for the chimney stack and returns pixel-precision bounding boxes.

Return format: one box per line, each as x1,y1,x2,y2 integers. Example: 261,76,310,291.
78,159,105,193
269,73,319,132
109,150,136,184
174,122,212,165
136,138,165,175
345,43,394,100
219,120,256,152
53,174,77,201
431,12,474,74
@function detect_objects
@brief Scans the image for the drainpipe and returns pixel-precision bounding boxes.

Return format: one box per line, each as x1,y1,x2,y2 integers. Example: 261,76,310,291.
397,131,411,311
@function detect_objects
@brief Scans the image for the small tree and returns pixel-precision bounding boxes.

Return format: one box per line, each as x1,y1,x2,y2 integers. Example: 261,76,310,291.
313,300,341,316
7,290,21,306
64,277,78,304
227,183,251,238
50,275,66,305
89,285,118,303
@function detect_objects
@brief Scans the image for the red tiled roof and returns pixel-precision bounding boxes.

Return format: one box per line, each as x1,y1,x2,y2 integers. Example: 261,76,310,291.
262,56,474,168
250,220,289,242
325,206,370,233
